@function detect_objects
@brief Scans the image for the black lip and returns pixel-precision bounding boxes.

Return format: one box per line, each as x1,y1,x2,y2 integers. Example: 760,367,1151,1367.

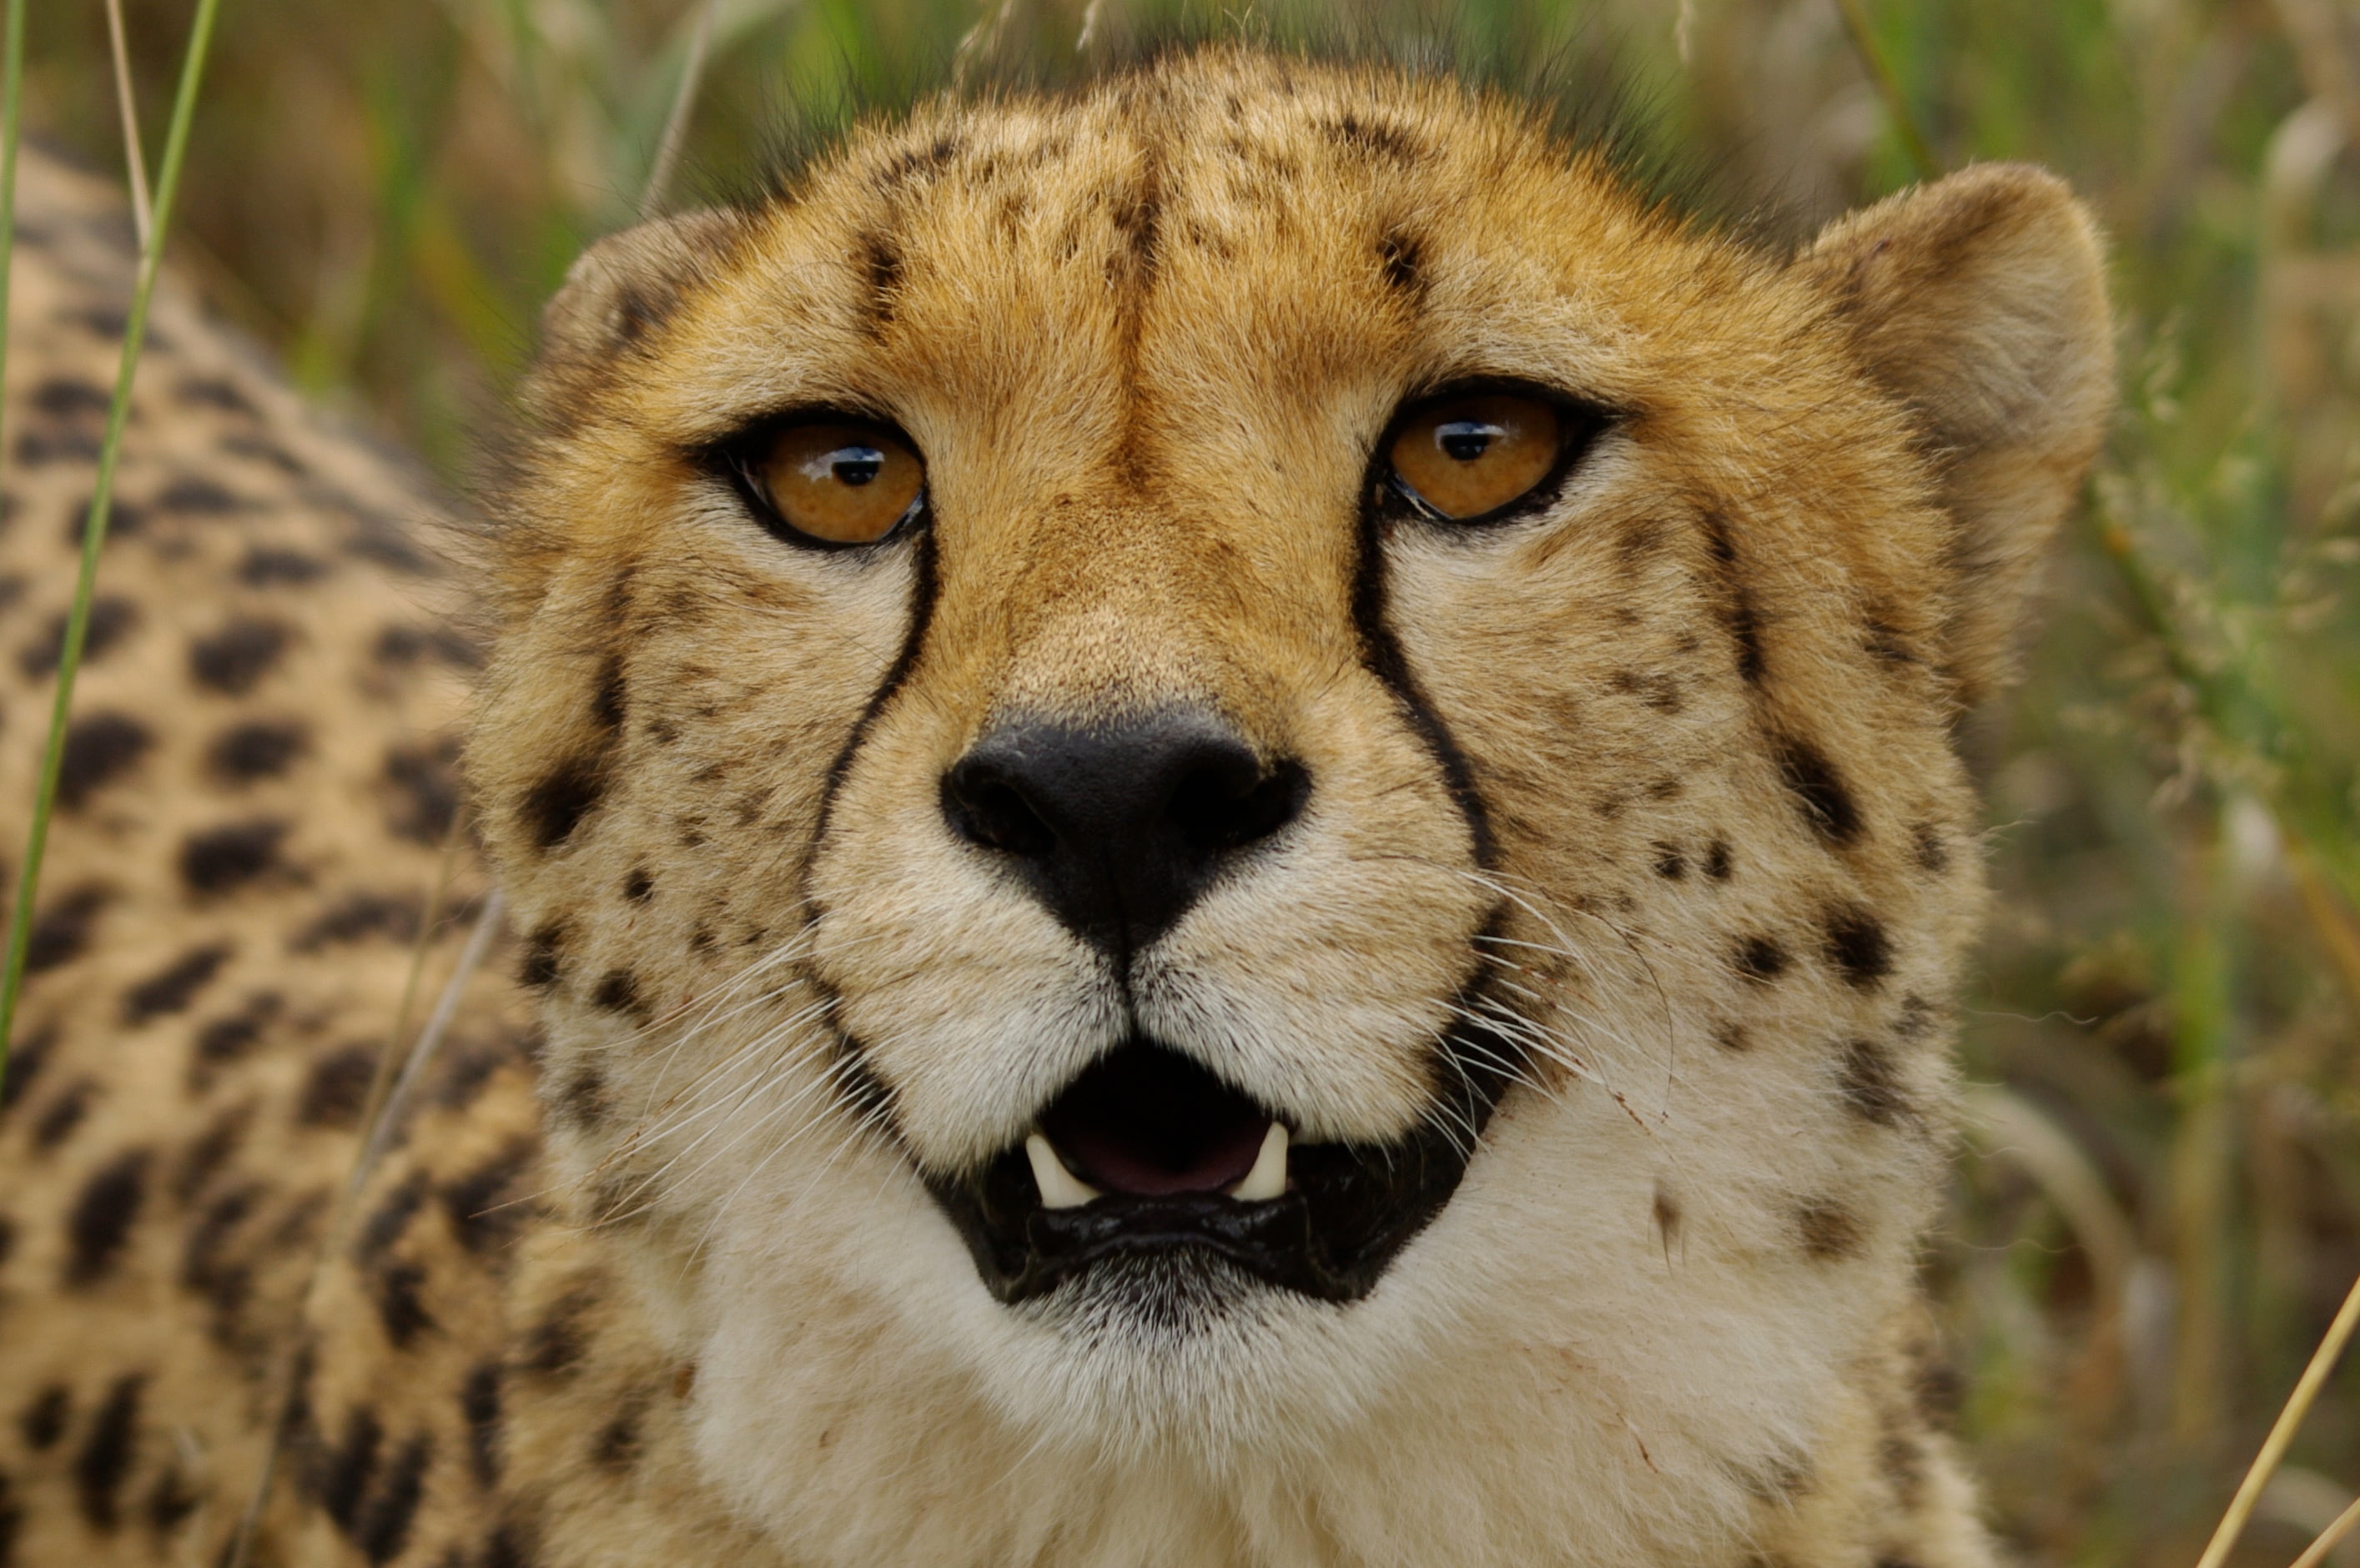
925,1021,1518,1305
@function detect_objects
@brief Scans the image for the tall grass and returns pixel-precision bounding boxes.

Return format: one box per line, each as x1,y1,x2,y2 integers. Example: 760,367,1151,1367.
16,0,2360,1561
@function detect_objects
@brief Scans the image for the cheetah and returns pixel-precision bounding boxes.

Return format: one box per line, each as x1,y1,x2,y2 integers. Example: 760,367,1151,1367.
0,44,2112,1568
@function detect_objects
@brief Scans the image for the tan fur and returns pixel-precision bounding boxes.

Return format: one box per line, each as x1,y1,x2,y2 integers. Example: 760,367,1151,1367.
0,48,2111,1568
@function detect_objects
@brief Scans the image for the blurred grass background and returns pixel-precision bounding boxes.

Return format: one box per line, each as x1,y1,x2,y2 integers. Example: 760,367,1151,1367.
18,0,2360,1561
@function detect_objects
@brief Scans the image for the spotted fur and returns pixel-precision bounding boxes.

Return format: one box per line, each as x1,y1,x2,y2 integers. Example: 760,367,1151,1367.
0,45,2111,1568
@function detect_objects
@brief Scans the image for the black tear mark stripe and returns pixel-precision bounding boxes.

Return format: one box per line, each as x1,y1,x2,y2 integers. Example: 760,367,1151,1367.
1351,498,1496,869
800,529,941,893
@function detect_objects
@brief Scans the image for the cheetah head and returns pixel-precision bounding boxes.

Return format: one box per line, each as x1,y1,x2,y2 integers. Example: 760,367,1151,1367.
473,48,2109,1559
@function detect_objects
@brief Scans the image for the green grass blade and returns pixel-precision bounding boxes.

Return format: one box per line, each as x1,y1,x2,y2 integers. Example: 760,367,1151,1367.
0,0,228,1092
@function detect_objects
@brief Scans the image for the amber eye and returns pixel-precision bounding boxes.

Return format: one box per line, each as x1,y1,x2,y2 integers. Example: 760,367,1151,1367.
1386,393,1566,520
740,420,925,545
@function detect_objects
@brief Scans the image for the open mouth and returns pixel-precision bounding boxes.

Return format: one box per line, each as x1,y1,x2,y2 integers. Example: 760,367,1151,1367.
926,1027,1517,1304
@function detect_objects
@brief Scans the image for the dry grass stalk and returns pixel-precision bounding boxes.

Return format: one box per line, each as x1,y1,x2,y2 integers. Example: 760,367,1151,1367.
2291,1495,2360,1568
2195,1270,2360,1568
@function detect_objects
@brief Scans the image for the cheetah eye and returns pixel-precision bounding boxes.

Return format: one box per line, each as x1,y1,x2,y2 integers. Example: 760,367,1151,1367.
733,418,926,547
1386,392,1580,522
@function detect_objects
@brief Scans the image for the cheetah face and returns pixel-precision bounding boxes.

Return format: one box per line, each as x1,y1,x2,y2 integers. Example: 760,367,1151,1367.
475,51,2110,1484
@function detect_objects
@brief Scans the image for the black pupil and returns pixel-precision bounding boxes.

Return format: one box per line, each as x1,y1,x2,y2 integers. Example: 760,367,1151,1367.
1437,420,1502,462
830,445,884,486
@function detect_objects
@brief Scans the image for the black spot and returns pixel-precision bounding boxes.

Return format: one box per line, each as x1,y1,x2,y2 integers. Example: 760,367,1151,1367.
591,970,646,1020
356,1435,431,1564
522,756,606,850
1712,1021,1749,1053
1321,112,1424,163
25,883,108,972
15,427,100,465
180,1183,260,1335
314,1406,381,1533
590,655,626,732
172,1101,253,1201
622,868,653,903
520,1294,591,1377
179,818,290,894
194,993,281,1070
1836,1038,1911,1125
1775,736,1861,846
72,1373,142,1529
20,596,138,676
155,476,247,515
1823,906,1892,990
291,892,422,953
55,711,151,809
68,306,129,339
297,1045,378,1128
591,1405,642,1471
189,617,289,695
1700,515,1765,683
65,1148,148,1285
356,1176,426,1262
441,1140,536,1256
1703,838,1734,881
1795,1198,1864,1261
519,922,568,990
861,231,903,328
555,1069,608,1131
1910,821,1950,874
1737,1448,1814,1502
226,430,304,468
1911,1351,1965,1430
33,1080,93,1148
370,623,481,671
144,1459,202,1535
381,739,461,845
1376,225,1424,298
1733,936,1788,983
1609,669,1683,713
174,375,256,415
30,377,110,419
239,547,327,585
123,943,232,1024
370,1264,435,1348
18,1385,68,1450
208,718,309,783
460,1364,503,1487
0,1026,54,1112
1651,842,1686,879
1895,994,1936,1038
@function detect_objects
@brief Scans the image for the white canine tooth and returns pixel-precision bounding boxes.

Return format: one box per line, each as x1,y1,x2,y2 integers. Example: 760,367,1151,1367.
1230,1123,1290,1203
1025,1133,1100,1209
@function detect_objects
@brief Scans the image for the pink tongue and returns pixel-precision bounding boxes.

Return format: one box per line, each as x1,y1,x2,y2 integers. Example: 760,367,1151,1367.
1057,1114,1271,1198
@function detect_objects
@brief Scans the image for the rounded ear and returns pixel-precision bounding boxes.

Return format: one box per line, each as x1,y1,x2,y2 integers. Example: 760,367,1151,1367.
1800,163,2115,706
524,208,748,423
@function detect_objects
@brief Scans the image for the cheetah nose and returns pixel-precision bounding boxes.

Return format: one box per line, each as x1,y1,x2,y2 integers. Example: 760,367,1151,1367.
939,709,1309,957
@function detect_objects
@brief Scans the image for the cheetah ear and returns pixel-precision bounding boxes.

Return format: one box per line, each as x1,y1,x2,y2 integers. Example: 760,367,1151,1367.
1801,163,2115,707
525,208,747,420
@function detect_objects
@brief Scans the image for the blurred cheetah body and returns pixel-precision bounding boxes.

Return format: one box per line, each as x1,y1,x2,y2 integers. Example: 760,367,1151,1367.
0,49,2111,1568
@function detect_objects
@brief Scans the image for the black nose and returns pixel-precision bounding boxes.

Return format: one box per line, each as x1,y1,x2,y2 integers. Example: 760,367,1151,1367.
941,710,1309,955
